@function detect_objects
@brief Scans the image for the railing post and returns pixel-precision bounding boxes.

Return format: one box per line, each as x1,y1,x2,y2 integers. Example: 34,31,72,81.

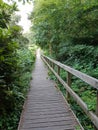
52,62,54,69
94,91,98,130
66,72,72,102
48,59,50,65
47,58,49,69
46,58,48,63
95,91,98,130
96,90,98,117
46,58,48,64
57,66,60,83
49,59,51,66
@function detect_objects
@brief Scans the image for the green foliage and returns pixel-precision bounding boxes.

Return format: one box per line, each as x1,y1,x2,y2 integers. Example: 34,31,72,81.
30,0,98,129
0,1,36,130
0,46,35,130
31,0,98,55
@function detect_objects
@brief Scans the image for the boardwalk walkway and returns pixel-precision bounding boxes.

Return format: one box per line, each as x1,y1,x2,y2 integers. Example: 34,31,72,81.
18,50,82,130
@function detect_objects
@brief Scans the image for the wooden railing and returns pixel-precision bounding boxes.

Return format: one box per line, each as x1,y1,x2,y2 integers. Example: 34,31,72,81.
41,55,98,130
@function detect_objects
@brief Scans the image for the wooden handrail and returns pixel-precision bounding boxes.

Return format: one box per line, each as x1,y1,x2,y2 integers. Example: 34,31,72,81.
42,55,98,89
41,55,98,130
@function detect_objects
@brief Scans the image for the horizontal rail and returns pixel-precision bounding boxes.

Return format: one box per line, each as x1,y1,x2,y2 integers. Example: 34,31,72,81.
41,55,98,130
42,55,98,90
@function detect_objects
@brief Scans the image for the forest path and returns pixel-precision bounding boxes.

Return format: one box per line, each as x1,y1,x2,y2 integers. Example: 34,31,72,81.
18,49,82,130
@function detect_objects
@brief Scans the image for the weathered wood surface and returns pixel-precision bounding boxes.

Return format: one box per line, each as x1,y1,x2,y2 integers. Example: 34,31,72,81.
18,50,83,130
42,55,98,129
42,55,98,89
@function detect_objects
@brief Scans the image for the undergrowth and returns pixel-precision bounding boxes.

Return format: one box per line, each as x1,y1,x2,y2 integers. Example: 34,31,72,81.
0,46,37,130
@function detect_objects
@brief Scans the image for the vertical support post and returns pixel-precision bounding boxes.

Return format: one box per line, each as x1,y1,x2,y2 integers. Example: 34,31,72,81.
66,72,72,102
49,59,50,66
95,91,98,130
48,59,50,65
57,66,60,83
46,58,48,63
96,90,98,117
50,61,51,67
47,59,49,69
52,62,54,69
46,58,47,63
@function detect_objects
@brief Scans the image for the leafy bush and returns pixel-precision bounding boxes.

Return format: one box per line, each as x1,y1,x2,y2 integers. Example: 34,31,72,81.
0,1,36,130
0,45,36,130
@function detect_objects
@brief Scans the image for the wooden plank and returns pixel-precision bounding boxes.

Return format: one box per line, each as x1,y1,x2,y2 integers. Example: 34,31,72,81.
20,125,75,130
22,120,76,129
23,113,72,120
23,116,75,124
18,54,83,130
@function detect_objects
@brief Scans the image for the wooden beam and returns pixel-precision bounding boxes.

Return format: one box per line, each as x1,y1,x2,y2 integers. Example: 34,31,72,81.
96,90,98,117
42,55,98,90
57,66,60,83
66,72,72,102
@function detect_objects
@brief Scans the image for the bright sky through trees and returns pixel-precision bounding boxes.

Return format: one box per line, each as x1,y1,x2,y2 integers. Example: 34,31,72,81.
16,2,33,33
3,0,33,33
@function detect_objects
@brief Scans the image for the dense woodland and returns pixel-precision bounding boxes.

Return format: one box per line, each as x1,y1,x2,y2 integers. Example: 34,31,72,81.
30,0,98,130
0,0,36,130
0,0,98,130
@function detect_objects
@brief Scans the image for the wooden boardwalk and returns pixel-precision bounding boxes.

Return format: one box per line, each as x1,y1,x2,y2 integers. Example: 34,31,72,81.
18,50,83,130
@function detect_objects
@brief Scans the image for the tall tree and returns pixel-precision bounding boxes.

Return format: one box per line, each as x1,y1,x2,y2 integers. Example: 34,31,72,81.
30,0,98,56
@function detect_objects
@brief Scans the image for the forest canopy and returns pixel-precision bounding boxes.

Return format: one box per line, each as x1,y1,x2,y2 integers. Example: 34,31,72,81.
31,0,98,60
